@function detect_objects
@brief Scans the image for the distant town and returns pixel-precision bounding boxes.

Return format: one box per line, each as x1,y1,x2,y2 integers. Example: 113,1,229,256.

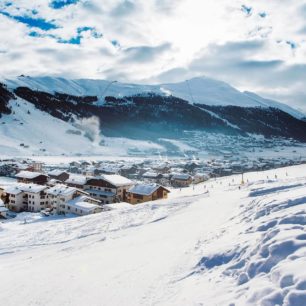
1,151,306,220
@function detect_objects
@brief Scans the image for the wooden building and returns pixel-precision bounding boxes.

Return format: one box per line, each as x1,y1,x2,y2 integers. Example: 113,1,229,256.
85,174,134,204
48,169,70,182
170,173,193,187
15,171,48,185
126,183,170,205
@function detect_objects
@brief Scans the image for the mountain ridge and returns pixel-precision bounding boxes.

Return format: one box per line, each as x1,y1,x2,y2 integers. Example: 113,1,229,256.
3,75,304,119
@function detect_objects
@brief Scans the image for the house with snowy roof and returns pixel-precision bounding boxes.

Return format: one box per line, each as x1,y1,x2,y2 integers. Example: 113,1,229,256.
142,171,163,182
65,175,90,189
15,170,48,185
47,184,101,215
94,165,119,176
193,173,209,184
48,169,69,182
126,183,170,205
5,183,49,212
85,174,134,204
170,173,193,187
58,195,102,216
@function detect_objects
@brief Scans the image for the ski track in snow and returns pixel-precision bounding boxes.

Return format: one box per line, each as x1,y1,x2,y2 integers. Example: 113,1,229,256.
1,165,306,305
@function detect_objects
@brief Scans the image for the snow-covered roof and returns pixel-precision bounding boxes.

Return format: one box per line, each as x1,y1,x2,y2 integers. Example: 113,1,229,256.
171,173,192,180
128,183,169,196
97,175,133,187
15,170,47,179
47,184,77,196
48,169,67,176
66,196,101,212
65,175,88,185
142,171,160,178
5,183,47,194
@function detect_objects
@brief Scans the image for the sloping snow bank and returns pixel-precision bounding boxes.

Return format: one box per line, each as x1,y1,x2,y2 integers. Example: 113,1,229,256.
0,165,306,305
171,167,306,306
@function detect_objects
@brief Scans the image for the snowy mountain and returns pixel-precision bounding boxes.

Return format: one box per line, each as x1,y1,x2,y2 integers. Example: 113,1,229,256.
1,165,306,305
1,76,306,155
3,75,304,119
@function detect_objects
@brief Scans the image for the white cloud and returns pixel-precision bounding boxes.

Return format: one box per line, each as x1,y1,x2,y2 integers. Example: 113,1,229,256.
0,0,306,111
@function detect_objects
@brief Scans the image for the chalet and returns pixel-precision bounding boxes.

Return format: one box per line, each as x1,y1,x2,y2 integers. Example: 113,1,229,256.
152,163,170,174
80,161,92,169
170,173,193,187
85,174,134,204
119,165,138,177
65,175,89,189
15,171,48,185
48,169,69,182
94,166,119,175
142,171,163,182
69,161,81,168
5,183,49,212
193,173,209,184
47,184,100,215
126,183,170,205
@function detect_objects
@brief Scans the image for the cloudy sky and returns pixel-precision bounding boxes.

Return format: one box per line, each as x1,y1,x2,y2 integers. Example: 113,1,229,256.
1,0,306,111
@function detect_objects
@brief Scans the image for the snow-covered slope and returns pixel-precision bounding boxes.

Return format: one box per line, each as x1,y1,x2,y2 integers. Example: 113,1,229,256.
4,76,304,119
1,165,306,305
0,98,164,156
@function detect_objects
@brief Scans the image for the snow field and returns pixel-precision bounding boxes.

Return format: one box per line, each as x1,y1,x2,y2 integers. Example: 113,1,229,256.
0,164,306,305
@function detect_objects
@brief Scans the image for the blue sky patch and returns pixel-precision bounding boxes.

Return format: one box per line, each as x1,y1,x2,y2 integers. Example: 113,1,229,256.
0,11,58,30
241,5,252,16
58,27,102,44
50,0,79,9
286,41,297,49
111,40,120,47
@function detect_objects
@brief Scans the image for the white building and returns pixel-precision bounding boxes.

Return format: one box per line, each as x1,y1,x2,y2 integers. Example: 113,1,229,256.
5,183,49,212
47,184,101,215
59,195,102,216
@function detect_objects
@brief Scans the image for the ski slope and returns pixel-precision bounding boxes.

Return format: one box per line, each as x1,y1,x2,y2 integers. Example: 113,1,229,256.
0,99,164,156
4,76,304,119
1,165,306,305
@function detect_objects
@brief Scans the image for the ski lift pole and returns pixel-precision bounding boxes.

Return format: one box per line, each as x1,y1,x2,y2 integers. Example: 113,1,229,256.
241,172,245,185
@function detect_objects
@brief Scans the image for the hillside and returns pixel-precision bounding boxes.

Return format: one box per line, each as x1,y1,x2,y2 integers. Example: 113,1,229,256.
4,76,304,119
0,96,164,156
1,76,306,155
1,165,306,305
